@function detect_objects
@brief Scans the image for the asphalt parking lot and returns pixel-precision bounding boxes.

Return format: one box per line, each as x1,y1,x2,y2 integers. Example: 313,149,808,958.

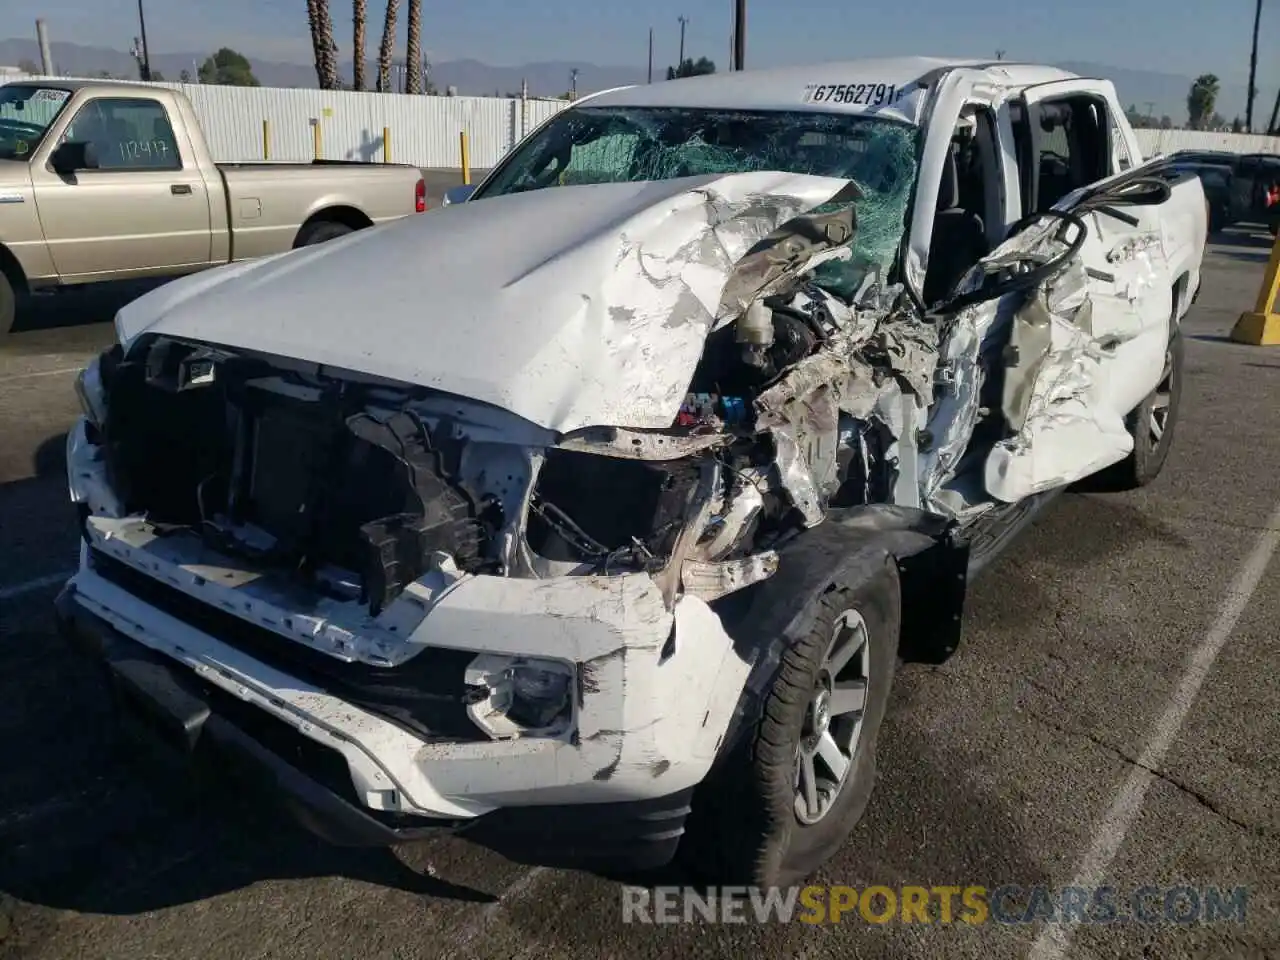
0,229,1278,960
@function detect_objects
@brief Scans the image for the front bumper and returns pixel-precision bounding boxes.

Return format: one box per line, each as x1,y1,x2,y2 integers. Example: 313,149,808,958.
55,582,697,868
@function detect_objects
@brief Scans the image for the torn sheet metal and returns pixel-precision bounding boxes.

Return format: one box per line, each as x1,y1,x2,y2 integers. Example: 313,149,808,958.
115,171,859,435
980,215,1173,502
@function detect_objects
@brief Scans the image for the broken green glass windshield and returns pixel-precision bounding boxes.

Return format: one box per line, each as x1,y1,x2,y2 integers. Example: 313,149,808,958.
478,106,920,287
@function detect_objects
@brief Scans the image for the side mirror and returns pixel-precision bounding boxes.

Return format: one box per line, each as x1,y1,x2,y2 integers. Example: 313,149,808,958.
442,184,477,206
50,140,99,175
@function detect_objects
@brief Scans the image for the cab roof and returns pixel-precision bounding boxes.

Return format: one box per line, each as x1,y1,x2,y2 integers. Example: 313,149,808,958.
0,77,171,94
581,58,1082,123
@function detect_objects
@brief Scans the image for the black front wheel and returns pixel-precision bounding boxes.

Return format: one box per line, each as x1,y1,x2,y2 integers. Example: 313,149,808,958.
678,551,901,886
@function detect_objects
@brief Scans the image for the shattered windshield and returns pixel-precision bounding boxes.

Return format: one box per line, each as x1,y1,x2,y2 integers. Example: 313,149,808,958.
0,85,72,160
477,106,921,285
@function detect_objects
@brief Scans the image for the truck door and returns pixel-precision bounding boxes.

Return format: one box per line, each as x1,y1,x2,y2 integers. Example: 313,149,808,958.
30,95,213,281
982,78,1179,500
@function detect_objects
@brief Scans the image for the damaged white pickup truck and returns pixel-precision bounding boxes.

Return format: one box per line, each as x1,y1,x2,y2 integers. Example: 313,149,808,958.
58,58,1206,885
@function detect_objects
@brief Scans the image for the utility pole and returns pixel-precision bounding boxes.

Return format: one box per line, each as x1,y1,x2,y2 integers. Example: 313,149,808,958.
35,19,53,75
1246,0,1262,131
732,0,744,70
678,15,688,71
136,0,152,80
647,28,653,83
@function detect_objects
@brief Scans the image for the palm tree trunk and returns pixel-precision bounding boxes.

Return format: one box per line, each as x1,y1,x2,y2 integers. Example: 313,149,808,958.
306,0,326,88
377,0,400,93
405,0,422,94
1269,86,1280,135
1247,0,1262,131
352,0,367,90
315,0,339,89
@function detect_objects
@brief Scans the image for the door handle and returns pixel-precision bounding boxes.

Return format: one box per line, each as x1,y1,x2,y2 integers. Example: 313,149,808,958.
170,184,192,195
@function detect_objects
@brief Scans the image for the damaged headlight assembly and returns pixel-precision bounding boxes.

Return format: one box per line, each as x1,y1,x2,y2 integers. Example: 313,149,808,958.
464,654,576,739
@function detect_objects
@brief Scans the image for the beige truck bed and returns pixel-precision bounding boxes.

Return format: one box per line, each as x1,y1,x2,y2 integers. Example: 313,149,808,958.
0,79,426,329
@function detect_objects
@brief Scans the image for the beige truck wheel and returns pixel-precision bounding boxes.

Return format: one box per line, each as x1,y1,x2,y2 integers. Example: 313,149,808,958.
0,271,15,336
296,221,355,247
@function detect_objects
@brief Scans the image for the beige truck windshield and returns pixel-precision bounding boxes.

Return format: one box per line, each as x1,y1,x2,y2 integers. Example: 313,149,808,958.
0,85,72,160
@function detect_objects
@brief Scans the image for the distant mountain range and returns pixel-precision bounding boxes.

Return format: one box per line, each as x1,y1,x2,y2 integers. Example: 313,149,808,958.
0,38,1266,123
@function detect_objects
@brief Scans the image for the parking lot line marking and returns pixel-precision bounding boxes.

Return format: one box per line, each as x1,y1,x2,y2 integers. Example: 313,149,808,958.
451,866,550,948
0,365,85,385
1028,497,1280,960
0,571,73,603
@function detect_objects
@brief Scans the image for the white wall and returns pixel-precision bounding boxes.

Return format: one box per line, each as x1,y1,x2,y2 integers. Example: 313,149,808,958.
1136,127,1280,158
8,74,569,167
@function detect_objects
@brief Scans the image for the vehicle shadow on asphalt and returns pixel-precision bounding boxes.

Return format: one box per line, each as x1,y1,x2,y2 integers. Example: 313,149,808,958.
1215,250,1272,264
33,432,67,479
492,693,1058,951
0,621,499,916
963,492,1189,635
1212,228,1275,249
8,279,166,336
1,443,498,918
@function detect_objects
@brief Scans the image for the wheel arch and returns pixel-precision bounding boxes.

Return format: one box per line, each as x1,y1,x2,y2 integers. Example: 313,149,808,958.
709,505,970,761
1172,271,1190,325
292,205,373,247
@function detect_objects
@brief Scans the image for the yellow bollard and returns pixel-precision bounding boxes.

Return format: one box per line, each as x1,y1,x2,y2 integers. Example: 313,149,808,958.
383,126,391,163
262,120,270,160
460,131,470,185
1231,229,1280,345
312,120,322,161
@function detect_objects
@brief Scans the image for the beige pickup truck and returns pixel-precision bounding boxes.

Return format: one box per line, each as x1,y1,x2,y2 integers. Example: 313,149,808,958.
0,79,427,330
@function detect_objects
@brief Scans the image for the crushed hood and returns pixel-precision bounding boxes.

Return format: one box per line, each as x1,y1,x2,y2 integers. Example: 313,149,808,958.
115,172,853,433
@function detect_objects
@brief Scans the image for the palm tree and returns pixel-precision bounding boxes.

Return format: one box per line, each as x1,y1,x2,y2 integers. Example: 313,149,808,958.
306,0,325,87
352,0,367,90
377,0,400,92
320,1,339,88
306,0,339,89
404,0,422,94
1247,0,1262,131
1187,74,1220,130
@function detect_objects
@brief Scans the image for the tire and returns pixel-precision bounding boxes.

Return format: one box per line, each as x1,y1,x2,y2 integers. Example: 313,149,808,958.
1080,326,1185,492
295,220,355,248
0,269,15,336
678,551,901,887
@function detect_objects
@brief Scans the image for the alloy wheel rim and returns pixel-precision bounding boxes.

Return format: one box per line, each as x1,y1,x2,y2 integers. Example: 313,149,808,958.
794,609,871,825
1149,344,1175,447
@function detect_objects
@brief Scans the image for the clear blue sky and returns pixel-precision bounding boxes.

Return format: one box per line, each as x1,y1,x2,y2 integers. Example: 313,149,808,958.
3,0,1275,88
